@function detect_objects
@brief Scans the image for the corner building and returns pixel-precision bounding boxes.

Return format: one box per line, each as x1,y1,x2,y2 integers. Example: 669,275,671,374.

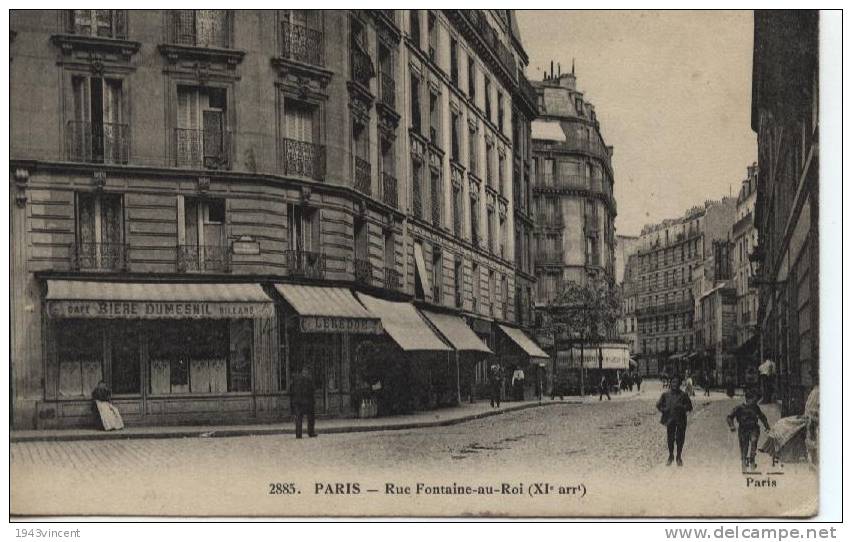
9,9,546,429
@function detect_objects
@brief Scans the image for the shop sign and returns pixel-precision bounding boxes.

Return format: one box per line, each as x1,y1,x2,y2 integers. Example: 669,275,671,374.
47,300,274,319
299,316,382,334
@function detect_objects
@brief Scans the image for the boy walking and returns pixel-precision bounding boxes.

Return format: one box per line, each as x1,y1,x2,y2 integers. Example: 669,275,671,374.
727,389,771,471
656,375,693,466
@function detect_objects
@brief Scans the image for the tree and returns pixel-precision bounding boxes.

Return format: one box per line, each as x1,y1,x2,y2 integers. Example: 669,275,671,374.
546,277,622,393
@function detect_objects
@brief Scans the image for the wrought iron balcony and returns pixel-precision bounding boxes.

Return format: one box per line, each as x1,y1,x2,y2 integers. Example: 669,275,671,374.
384,267,402,291
382,172,398,208
281,21,324,66
285,249,326,279
66,121,129,164
351,47,374,87
280,138,325,180
173,128,231,169
379,72,396,109
354,157,372,196
167,10,231,48
177,244,231,273
71,241,129,271
354,258,373,285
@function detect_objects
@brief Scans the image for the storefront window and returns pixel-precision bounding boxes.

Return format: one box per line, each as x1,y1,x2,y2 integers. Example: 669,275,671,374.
56,320,103,398
291,333,342,392
149,319,252,395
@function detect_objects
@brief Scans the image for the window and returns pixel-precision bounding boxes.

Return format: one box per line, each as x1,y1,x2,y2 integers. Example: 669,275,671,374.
410,71,422,134
288,203,316,254
350,16,373,87
432,246,443,303
497,91,504,132
499,214,507,258
450,38,459,86
488,269,496,316
470,190,479,246
352,119,371,195
354,217,370,282
500,274,508,317
451,111,461,162
429,91,441,146
280,10,323,66
180,197,228,272
176,85,229,169
378,42,395,108
452,181,463,237
427,11,437,61
468,126,478,175
384,230,395,270
486,142,494,187
484,77,492,119
468,57,476,99
75,192,124,270
281,99,322,179
149,320,251,395
69,10,126,38
487,207,495,253
498,153,505,195
430,169,442,227
69,76,126,164
109,322,141,394
56,320,103,398
412,158,425,220
454,258,463,308
409,10,421,48
471,262,480,311
171,10,230,48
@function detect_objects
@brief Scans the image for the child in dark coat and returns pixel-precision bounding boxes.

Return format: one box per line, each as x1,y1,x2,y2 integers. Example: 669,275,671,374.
727,389,771,471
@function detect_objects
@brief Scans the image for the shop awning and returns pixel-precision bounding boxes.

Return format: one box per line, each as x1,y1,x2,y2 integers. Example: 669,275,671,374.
355,293,451,352
273,284,381,334
45,280,274,319
498,325,550,358
420,310,492,354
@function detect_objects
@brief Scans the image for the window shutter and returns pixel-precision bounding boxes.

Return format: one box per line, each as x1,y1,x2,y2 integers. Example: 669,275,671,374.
203,109,224,162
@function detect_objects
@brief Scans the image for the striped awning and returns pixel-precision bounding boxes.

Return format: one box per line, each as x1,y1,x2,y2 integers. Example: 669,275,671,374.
420,310,492,354
355,293,451,352
273,284,381,334
45,280,274,319
498,324,550,358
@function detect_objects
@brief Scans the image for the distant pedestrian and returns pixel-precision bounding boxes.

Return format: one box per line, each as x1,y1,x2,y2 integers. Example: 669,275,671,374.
599,374,611,401
634,373,643,393
725,369,737,398
758,358,776,404
489,364,503,408
291,366,317,439
656,375,693,466
727,388,771,472
702,370,712,397
684,374,695,397
512,367,525,401
550,370,565,401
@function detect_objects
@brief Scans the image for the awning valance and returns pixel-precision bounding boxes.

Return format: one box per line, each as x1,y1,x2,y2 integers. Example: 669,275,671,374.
45,280,274,319
420,310,492,354
355,293,450,352
498,325,549,358
274,284,381,334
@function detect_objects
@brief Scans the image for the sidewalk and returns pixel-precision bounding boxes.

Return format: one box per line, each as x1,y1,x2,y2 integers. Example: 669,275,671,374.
10,397,582,443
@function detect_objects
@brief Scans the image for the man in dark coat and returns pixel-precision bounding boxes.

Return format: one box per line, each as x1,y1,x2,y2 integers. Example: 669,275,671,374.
656,375,693,466
291,366,317,439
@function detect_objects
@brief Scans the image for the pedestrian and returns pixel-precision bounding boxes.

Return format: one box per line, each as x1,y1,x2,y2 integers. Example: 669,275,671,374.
550,369,565,401
656,375,693,466
684,373,695,397
91,380,124,431
291,366,317,439
511,366,525,401
489,364,502,408
702,370,711,397
727,388,771,472
634,373,643,393
725,368,737,398
598,374,611,401
758,358,776,404
627,372,634,392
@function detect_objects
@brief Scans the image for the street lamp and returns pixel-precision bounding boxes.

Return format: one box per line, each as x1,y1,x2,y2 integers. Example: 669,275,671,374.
748,246,786,288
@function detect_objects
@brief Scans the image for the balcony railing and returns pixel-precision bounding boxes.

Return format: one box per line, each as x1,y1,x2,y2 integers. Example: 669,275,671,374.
285,249,326,279
71,242,129,271
382,172,398,208
66,121,129,164
351,47,374,87
280,138,325,180
384,267,402,291
177,244,231,273
168,10,231,48
354,258,373,285
281,21,324,66
354,157,372,196
379,72,396,109
174,128,231,169
453,10,517,82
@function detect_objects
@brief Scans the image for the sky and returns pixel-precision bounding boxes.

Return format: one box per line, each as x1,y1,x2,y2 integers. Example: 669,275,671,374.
516,10,757,236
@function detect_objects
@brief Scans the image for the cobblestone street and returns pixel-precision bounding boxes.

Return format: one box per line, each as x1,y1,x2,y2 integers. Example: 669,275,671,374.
11,381,817,517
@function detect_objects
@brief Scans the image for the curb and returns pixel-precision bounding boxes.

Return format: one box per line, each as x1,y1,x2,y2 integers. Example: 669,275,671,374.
10,399,582,444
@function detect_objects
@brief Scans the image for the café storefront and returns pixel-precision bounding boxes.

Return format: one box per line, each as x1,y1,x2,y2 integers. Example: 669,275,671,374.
272,284,383,416
39,280,277,429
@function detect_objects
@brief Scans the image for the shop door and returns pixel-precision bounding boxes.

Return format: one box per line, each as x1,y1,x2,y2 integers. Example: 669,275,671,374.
300,342,335,414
